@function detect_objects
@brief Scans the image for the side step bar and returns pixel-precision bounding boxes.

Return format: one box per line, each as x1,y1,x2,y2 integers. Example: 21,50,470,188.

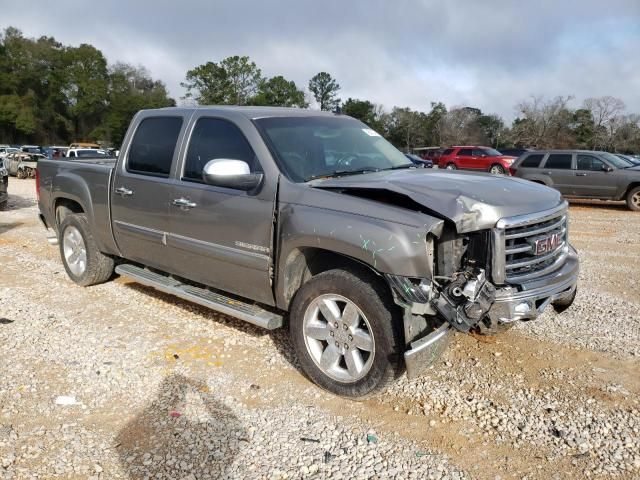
115,264,283,330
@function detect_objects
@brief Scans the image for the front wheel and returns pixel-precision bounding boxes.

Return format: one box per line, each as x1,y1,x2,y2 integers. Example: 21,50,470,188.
59,213,115,286
446,163,457,170
289,268,403,398
626,186,640,211
489,164,505,175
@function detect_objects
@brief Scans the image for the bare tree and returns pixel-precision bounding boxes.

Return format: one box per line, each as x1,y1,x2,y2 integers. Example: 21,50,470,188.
438,107,484,145
583,96,626,150
511,95,574,148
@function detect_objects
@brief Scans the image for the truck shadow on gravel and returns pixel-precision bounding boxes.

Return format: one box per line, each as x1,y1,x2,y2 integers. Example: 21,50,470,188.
124,282,302,371
0,221,23,235
115,374,246,479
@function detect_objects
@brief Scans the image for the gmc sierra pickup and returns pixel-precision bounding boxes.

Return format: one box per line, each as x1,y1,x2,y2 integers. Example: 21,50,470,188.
37,107,579,397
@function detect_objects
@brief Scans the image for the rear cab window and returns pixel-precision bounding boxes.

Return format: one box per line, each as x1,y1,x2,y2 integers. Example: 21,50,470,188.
543,153,573,170
127,117,183,177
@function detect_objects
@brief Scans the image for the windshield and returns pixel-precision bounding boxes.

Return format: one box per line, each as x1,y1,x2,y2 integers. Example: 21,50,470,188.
601,152,634,169
255,116,412,182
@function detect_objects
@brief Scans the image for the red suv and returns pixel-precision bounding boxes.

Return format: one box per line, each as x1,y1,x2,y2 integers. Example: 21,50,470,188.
438,146,516,175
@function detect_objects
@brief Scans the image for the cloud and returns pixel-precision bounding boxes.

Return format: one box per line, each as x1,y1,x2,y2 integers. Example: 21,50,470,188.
2,0,639,119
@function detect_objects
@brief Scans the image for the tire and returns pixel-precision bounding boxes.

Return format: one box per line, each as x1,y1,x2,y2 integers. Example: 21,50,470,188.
489,164,505,175
472,317,514,335
552,288,577,314
626,186,640,211
0,200,6,211
289,268,403,398
58,213,114,286
445,163,457,170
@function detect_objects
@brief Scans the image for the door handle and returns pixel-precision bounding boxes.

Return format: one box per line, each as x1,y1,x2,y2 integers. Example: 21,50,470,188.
172,197,197,209
115,186,133,196
575,173,587,176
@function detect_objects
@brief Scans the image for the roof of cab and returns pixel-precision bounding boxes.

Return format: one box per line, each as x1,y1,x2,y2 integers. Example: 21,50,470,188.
140,106,341,120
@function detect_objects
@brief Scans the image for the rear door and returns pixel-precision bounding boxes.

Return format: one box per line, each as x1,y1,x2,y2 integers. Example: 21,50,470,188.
167,114,276,305
573,154,617,197
111,114,189,271
540,153,574,194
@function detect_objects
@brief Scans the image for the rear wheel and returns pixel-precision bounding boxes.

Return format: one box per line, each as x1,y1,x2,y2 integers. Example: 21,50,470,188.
289,268,403,398
446,163,457,170
489,164,505,175
59,213,114,286
626,186,640,211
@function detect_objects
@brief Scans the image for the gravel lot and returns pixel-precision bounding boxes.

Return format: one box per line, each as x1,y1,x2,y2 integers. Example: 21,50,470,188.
1,179,638,479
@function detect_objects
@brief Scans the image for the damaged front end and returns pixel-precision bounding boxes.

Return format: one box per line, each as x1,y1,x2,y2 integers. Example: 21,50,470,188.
386,202,579,380
386,229,499,378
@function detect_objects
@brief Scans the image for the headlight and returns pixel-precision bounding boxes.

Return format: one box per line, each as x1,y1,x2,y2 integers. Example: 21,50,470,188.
503,159,515,165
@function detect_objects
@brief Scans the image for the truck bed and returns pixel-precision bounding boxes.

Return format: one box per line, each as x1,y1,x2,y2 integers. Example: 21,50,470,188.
37,157,118,255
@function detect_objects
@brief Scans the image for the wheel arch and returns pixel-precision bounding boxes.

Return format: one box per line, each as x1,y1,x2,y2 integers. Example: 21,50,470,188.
277,247,391,310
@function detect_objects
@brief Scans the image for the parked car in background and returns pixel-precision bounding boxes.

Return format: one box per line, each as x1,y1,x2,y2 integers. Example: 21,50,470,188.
21,145,43,154
66,148,109,158
6,152,44,178
438,146,517,174
69,142,100,149
43,146,69,159
0,162,8,210
512,150,640,211
413,147,444,164
0,146,19,159
615,153,640,166
405,153,433,168
498,148,533,158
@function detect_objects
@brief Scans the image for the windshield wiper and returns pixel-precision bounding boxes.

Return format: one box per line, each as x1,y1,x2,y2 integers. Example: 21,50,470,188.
384,163,417,170
306,168,380,181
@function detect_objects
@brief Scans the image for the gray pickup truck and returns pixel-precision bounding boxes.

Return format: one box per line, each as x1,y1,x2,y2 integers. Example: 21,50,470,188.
37,107,579,397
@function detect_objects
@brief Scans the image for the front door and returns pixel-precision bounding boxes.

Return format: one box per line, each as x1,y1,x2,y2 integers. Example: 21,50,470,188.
573,154,617,197
167,116,275,305
111,115,186,272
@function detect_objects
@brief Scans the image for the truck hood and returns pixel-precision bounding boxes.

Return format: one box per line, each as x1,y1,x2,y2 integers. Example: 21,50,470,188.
311,169,563,233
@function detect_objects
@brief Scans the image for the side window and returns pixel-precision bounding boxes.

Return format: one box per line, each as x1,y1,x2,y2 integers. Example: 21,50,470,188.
577,154,605,171
520,154,544,168
544,154,572,170
127,117,183,177
183,118,258,182
472,149,485,156
442,148,454,155
458,149,472,156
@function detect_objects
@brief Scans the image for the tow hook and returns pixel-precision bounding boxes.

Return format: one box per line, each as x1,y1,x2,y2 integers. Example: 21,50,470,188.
432,267,496,332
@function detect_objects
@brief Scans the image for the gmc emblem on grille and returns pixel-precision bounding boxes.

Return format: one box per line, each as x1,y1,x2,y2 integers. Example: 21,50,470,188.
531,232,562,256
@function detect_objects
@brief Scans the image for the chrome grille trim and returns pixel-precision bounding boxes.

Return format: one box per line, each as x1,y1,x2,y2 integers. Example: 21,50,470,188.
492,202,569,284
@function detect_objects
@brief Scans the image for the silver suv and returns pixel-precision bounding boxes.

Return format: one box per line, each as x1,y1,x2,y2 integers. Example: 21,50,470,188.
512,150,640,211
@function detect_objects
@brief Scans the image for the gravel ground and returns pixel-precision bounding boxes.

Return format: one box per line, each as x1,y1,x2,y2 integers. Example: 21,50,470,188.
0,179,639,479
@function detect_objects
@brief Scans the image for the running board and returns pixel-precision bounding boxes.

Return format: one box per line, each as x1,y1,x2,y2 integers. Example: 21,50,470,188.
115,264,283,330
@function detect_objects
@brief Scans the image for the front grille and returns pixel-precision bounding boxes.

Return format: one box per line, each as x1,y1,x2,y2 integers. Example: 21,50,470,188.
492,203,569,284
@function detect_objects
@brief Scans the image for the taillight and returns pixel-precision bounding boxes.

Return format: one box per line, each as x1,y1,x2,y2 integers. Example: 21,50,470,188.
35,167,40,202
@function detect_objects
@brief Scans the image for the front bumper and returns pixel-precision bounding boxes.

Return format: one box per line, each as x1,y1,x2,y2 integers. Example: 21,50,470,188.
487,245,579,324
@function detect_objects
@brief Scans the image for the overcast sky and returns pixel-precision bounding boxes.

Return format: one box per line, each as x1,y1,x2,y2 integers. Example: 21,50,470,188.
3,1,640,119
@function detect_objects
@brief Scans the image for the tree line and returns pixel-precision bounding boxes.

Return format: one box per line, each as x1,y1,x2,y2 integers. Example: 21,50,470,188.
2,27,639,153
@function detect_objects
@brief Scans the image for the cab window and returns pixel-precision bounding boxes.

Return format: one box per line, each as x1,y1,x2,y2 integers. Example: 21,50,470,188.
183,118,259,182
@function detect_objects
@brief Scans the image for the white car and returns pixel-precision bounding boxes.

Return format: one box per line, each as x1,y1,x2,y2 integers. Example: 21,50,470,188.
66,148,109,158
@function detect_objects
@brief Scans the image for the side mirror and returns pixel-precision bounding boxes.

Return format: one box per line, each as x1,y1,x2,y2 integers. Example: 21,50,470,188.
202,159,263,191
602,165,613,172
